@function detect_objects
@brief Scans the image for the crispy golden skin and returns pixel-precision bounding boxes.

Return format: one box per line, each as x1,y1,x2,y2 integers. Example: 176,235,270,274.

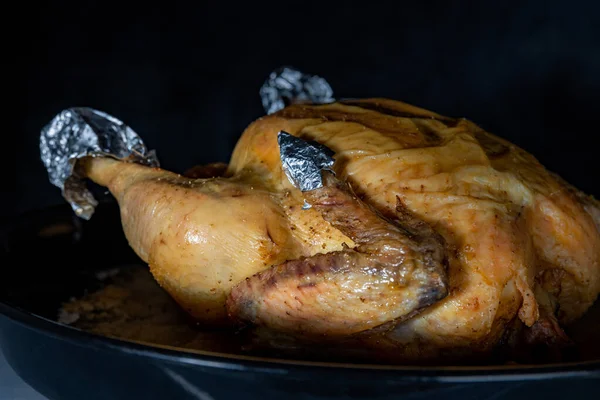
227,171,448,336
81,98,600,360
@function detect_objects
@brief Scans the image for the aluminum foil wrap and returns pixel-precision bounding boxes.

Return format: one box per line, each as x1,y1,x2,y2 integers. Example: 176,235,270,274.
260,66,335,114
40,107,159,220
278,131,335,193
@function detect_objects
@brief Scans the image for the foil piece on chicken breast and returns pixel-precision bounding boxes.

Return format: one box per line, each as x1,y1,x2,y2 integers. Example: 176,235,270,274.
40,108,159,220
260,66,335,114
278,131,335,193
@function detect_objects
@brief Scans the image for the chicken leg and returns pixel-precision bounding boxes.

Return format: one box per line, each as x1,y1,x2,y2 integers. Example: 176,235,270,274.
79,155,301,324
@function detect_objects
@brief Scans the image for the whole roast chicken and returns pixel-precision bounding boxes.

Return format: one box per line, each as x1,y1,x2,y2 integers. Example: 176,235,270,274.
68,97,599,362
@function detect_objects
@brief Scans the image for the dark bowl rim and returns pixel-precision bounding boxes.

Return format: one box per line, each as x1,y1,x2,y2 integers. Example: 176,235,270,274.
1,204,600,383
2,301,600,383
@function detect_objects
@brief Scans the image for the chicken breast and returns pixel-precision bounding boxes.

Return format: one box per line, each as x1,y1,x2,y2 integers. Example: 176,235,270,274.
80,98,600,361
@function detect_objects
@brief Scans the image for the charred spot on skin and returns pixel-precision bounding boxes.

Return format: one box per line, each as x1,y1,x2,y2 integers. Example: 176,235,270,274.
298,282,317,289
395,196,412,216
337,100,458,126
234,298,257,321
308,264,320,275
474,131,510,158
417,284,448,309
412,120,444,146
265,275,278,289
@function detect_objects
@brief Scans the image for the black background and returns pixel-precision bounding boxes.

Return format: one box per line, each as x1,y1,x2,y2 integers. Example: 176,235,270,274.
7,0,600,221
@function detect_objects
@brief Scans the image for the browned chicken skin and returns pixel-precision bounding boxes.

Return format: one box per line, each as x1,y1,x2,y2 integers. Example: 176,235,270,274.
227,171,448,336
80,98,600,361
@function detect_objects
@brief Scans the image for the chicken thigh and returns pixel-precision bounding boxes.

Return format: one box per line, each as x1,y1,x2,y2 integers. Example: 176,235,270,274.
79,98,600,360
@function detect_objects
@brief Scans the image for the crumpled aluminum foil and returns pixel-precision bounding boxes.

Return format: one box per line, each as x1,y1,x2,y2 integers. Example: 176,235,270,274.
278,131,335,193
40,67,337,219
260,66,335,114
263,67,338,196
40,107,159,220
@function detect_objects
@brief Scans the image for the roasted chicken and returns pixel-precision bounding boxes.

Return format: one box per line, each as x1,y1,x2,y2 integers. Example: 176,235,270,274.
78,98,600,361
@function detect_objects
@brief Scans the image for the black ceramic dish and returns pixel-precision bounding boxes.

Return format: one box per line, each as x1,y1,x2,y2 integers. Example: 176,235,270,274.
1,201,599,400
